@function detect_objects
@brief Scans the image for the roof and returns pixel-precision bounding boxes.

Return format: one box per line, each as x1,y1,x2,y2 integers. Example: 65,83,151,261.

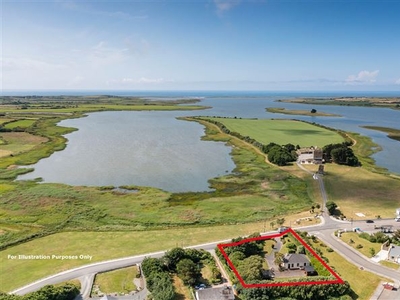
196,286,234,300
304,265,315,272
388,244,400,257
283,254,310,265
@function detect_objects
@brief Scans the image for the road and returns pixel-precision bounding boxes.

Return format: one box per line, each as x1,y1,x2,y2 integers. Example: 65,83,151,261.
10,167,400,298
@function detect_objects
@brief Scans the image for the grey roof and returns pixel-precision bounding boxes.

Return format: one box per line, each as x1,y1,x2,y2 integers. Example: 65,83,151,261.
196,286,234,300
283,254,310,265
304,265,315,272
388,244,400,257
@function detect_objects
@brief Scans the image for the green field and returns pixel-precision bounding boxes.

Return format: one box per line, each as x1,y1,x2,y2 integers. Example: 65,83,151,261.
3,119,37,130
209,118,344,147
92,267,137,296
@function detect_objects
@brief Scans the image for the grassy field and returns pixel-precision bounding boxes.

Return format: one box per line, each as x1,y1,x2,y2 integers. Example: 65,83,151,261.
379,260,400,270
308,238,387,299
92,266,137,296
266,107,340,117
323,163,400,219
340,232,381,257
0,215,316,292
3,119,37,130
208,117,344,147
0,132,48,158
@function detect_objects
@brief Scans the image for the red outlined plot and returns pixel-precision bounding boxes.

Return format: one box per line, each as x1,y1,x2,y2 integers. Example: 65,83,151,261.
217,228,344,288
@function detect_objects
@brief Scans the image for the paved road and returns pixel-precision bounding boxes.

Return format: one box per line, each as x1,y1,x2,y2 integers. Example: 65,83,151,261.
10,166,400,297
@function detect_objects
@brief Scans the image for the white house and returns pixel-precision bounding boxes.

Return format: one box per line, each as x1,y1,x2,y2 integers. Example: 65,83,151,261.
282,253,311,270
296,146,323,164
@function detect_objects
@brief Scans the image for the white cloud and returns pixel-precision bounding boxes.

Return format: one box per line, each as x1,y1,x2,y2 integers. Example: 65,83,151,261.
395,78,400,85
214,0,241,13
345,70,379,84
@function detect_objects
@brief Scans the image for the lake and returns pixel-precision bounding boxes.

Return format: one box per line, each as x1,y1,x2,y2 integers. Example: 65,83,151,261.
17,92,400,191
18,111,236,192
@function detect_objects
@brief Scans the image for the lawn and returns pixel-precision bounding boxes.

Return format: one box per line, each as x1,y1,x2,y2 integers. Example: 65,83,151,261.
379,260,400,270
323,163,400,219
309,238,387,299
208,118,344,147
339,232,381,257
91,266,137,296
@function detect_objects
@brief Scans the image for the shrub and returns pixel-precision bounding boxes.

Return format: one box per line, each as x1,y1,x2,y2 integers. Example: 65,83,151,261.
356,244,363,249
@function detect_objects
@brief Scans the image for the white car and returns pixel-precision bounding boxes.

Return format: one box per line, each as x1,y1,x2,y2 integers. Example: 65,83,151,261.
395,217,400,222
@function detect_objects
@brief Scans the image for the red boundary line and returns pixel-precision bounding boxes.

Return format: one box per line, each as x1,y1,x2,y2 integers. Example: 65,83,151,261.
217,228,344,288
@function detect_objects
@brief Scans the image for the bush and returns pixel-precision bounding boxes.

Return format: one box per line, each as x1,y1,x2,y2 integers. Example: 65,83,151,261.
356,244,363,249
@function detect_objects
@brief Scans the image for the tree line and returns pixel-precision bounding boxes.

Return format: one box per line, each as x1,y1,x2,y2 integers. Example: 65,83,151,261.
0,284,79,300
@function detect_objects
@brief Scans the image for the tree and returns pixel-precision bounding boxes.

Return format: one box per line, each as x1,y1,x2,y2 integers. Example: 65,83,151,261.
311,108,317,113
164,247,186,271
236,255,264,282
326,201,337,215
274,252,284,266
369,248,376,257
176,258,201,285
297,245,306,254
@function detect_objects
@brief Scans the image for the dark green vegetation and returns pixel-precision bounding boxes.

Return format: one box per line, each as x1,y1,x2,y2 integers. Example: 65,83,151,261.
362,126,400,142
238,279,351,300
141,248,220,300
276,97,400,109
323,143,360,166
0,284,79,300
222,233,266,283
0,115,314,250
217,232,352,300
359,229,400,246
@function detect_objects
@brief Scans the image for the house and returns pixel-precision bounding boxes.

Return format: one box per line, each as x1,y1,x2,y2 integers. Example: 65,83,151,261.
387,244,400,264
282,253,311,270
195,286,235,300
296,146,323,164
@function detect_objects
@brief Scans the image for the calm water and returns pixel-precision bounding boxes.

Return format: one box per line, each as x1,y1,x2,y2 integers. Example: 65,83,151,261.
17,91,400,191
18,111,235,192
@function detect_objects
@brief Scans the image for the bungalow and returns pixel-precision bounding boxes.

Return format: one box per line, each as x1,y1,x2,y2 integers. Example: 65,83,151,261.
296,146,323,164
196,286,235,300
282,253,311,270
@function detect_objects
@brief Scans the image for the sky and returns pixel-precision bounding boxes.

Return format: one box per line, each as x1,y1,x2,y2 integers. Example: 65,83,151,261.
2,0,400,91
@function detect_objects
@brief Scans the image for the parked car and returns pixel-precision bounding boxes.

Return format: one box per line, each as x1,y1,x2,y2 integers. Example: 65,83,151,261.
366,220,374,223
395,217,400,222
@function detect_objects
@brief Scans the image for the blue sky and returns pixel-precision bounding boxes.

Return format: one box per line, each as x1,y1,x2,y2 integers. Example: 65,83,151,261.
2,0,400,91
